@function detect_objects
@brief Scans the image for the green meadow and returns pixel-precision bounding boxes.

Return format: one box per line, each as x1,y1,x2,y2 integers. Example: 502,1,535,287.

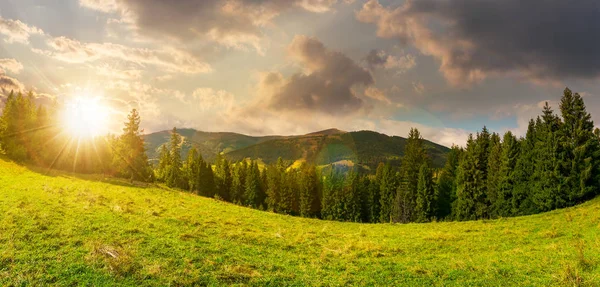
1,157,599,286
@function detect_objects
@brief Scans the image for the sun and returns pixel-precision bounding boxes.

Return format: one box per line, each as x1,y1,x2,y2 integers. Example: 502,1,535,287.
61,96,110,138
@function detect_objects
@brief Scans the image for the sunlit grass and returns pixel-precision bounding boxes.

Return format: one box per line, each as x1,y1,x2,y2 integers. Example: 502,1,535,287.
0,157,599,286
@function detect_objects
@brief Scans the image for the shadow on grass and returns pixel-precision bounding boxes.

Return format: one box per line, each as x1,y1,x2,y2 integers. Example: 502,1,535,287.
0,154,163,190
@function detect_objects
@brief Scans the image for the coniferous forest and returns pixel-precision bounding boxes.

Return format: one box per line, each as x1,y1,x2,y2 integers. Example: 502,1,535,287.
2,88,600,223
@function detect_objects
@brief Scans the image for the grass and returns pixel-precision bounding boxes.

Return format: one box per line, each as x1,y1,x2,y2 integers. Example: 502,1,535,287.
1,158,600,286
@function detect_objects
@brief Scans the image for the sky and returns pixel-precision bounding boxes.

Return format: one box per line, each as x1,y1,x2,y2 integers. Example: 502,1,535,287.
1,0,600,147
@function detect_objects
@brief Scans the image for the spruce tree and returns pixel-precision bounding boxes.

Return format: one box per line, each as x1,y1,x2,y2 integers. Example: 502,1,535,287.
185,148,201,192
394,128,428,223
244,161,261,208
486,133,502,217
495,131,520,217
299,163,320,218
415,162,435,222
559,88,600,204
455,134,477,220
378,163,396,223
436,145,461,220
115,109,152,181
165,127,184,188
266,164,282,212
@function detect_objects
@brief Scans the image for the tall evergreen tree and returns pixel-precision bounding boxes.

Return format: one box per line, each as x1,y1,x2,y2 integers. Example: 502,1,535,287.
455,134,477,221
436,145,461,220
114,109,152,181
415,162,435,222
299,163,321,218
486,133,502,216
165,127,184,188
244,161,262,208
494,131,520,217
378,163,397,223
394,128,428,223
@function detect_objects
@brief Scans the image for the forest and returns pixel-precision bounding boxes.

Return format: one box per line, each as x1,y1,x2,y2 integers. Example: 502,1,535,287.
1,88,599,223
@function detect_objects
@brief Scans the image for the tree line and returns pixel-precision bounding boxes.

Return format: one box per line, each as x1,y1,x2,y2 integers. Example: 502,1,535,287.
153,88,600,223
2,88,599,223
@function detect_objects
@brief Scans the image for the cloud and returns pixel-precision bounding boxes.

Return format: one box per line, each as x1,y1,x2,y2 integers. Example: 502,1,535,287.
260,35,374,115
0,16,43,44
0,59,24,74
79,0,119,13
357,0,600,86
192,88,235,112
94,64,143,80
364,86,391,104
0,74,25,93
35,36,211,74
365,49,415,73
79,0,343,52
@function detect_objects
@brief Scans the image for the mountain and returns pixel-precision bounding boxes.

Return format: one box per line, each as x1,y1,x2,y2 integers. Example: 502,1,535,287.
144,128,450,169
144,128,284,162
225,130,450,169
1,157,597,285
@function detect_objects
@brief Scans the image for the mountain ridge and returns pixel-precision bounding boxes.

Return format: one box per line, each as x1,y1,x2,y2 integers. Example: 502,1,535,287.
143,128,450,169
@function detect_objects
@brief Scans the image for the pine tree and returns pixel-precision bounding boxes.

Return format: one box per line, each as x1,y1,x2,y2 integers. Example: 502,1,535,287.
531,103,562,211
214,154,232,201
231,161,247,204
343,169,362,222
559,88,600,205
455,134,477,220
415,162,435,222
299,163,320,218
244,161,261,208
114,109,152,181
156,144,170,181
436,145,461,220
511,119,537,215
486,133,502,217
378,163,396,223
266,163,283,212
165,127,184,188
494,131,520,217
394,128,428,223
185,148,201,192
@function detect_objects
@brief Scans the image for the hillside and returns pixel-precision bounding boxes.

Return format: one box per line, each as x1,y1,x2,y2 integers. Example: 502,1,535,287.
145,129,450,169
143,129,283,162
225,130,450,168
1,157,599,286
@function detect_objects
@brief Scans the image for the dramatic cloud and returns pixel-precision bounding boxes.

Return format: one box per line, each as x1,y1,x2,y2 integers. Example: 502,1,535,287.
358,0,600,86
79,0,342,52
261,35,374,115
0,16,43,44
0,59,23,74
365,49,415,73
35,36,211,74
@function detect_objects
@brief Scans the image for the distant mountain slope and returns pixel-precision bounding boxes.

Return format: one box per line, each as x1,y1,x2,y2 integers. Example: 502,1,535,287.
144,128,283,162
144,128,450,169
225,130,450,168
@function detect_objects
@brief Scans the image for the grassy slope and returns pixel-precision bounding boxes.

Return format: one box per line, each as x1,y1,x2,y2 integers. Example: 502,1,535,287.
1,158,599,286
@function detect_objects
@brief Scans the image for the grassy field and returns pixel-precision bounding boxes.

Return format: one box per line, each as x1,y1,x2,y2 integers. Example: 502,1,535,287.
1,158,599,286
